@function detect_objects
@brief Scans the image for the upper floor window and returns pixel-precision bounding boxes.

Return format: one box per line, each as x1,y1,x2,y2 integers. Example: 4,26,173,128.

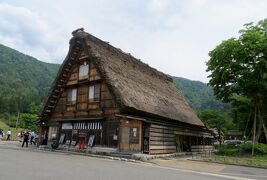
79,62,89,79
89,84,101,102
67,88,77,104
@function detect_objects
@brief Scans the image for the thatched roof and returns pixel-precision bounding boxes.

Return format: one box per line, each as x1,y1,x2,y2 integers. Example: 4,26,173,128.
41,28,204,127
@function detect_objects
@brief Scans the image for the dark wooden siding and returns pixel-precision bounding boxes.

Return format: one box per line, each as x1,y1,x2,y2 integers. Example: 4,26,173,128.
50,52,119,120
149,124,176,154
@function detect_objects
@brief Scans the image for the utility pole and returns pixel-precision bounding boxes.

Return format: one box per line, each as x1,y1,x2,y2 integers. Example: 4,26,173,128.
15,111,20,129
252,106,257,156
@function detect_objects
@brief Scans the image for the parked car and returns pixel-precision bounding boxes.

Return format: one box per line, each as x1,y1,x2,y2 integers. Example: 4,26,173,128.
244,140,252,144
225,140,244,147
212,140,220,145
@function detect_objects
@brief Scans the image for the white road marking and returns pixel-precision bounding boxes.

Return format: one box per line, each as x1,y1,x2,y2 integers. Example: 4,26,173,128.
221,172,267,178
129,162,256,180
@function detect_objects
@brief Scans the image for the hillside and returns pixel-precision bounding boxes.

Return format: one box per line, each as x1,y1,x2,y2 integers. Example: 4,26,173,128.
172,77,229,112
0,43,227,117
0,44,60,114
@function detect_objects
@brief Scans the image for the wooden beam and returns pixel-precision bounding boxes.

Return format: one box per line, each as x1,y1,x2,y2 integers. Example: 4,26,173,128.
79,55,89,60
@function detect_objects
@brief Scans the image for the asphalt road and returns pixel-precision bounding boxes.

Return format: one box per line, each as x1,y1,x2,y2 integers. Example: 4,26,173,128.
0,147,262,180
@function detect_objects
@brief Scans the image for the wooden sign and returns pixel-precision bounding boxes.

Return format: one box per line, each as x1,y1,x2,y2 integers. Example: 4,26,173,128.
88,135,95,147
59,134,65,144
71,140,76,146
66,140,70,145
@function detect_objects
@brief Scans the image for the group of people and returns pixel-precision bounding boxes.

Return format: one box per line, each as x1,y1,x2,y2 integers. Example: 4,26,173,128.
0,129,12,141
0,128,38,148
20,130,37,148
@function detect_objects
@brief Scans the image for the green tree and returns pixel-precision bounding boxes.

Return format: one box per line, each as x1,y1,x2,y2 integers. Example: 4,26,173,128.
199,109,228,145
207,19,267,154
19,113,38,132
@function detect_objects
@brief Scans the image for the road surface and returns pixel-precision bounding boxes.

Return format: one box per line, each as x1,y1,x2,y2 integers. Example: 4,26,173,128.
0,147,265,180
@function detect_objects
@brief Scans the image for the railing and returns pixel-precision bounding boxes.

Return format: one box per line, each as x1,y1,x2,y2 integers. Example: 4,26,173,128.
191,150,214,159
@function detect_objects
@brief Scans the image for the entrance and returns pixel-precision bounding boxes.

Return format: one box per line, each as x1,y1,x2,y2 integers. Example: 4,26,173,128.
176,135,190,152
40,126,49,145
142,123,149,153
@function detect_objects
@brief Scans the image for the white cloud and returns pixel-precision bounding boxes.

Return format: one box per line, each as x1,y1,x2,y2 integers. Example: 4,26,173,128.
0,3,68,63
0,0,267,82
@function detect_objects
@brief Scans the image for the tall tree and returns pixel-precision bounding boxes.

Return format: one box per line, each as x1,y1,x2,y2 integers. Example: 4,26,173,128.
206,19,267,149
199,109,227,145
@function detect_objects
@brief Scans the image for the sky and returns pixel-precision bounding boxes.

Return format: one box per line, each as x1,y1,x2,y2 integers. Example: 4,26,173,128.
0,0,266,82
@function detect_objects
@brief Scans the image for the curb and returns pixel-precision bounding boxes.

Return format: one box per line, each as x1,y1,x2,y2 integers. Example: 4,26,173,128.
0,145,141,164
38,148,142,163
1,144,210,165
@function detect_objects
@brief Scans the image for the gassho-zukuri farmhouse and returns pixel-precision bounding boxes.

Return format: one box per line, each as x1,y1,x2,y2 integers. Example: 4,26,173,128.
39,28,213,154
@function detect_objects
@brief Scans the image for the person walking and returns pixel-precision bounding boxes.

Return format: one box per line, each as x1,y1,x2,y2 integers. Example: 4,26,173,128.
6,129,11,141
30,131,36,145
21,131,30,148
0,129,3,141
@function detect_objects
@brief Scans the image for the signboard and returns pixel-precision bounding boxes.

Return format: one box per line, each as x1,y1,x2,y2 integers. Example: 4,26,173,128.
78,132,86,138
71,140,76,146
66,140,70,145
88,135,95,147
62,123,73,130
133,128,137,137
59,134,65,144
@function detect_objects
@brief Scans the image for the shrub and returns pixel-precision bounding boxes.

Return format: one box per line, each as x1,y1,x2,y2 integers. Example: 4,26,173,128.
215,145,239,156
239,143,267,155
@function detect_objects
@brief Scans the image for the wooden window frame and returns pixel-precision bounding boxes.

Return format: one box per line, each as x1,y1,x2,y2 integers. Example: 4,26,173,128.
78,62,89,80
88,84,101,102
130,127,139,144
67,88,77,105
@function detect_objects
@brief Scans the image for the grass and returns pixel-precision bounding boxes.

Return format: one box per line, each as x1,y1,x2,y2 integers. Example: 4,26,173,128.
0,120,24,141
199,155,267,168
194,144,267,168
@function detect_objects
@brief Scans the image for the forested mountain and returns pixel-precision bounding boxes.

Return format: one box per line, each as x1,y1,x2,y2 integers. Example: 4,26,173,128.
172,77,229,112
0,44,60,114
0,43,227,117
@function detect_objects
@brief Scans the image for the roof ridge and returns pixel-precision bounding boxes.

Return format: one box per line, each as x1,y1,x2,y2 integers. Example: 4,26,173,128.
72,28,173,83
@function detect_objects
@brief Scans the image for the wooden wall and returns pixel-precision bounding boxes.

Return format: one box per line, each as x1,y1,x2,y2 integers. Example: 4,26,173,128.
149,124,176,154
50,53,119,120
119,118,142,152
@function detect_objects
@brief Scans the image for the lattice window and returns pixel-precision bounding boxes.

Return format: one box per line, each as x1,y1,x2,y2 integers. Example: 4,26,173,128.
89,84,101,102
79,62,89,79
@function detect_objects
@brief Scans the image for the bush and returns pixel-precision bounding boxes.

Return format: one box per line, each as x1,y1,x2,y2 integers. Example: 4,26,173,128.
215,145,239,156
239,143,267,155
216,143,267,156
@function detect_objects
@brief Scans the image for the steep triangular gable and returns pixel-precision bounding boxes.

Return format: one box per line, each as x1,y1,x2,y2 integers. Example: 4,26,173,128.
41,45,118,120
41,29,204,127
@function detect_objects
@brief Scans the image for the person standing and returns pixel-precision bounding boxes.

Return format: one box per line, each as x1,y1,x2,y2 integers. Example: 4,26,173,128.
41,132,48,145
6,129,11,141
21,131,30,148
19,131,24,142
